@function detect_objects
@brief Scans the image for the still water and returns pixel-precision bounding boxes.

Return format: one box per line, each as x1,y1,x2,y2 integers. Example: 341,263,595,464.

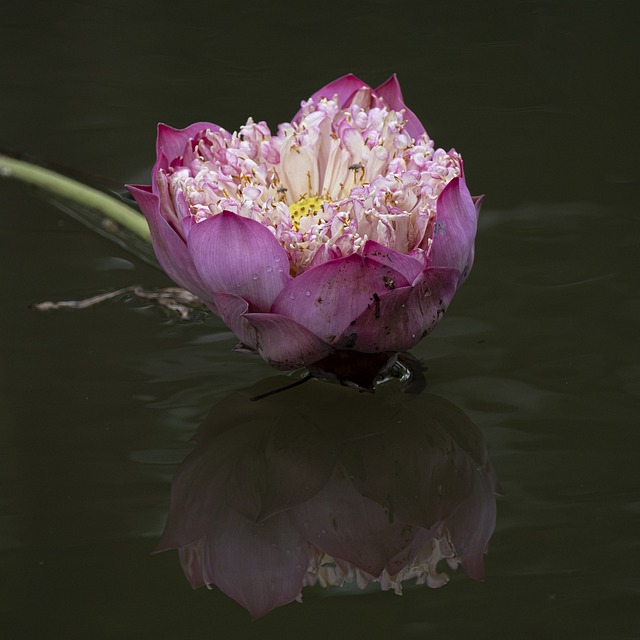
1,1,638,638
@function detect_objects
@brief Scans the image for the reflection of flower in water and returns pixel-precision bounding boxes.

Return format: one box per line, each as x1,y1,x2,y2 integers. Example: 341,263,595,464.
157,377,498,618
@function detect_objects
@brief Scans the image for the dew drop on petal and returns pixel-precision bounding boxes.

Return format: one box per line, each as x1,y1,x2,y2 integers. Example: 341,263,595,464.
305,290,311,296
289,292,296,300
252,273,259,280
266,266,273,273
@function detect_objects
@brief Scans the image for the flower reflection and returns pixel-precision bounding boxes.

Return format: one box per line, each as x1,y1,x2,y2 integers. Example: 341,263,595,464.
157,376,498,618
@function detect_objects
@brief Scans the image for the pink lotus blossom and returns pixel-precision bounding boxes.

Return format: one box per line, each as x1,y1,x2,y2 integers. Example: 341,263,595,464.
128,75,482,384
156,378,498,618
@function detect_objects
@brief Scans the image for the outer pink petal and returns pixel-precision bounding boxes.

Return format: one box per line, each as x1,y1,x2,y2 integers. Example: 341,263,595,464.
271,254,410,347
126,184,214,304
213,292,333,369
428,173,479,282
347,268,459,352
294,74,371,121
204,510,309,618
153,121,222,179
187,212,291,312
374,75,426,139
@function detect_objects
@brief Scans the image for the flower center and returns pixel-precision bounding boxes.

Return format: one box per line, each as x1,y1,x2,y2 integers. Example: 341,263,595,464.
288,196,325,231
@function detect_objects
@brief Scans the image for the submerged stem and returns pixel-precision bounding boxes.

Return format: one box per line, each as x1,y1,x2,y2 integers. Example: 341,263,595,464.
249,374,313,401
0,152,150,241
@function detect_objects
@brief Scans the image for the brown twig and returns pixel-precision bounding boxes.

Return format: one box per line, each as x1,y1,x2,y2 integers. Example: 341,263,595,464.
31,286,205,320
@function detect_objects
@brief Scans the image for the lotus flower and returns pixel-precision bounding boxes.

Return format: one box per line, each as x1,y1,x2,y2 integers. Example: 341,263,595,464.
157,377,498,618
128,75,482,384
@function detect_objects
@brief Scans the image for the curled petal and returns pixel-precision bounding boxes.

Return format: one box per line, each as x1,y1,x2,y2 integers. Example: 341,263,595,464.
188,212,291,312
374,75,426,139
296,74,371,117
212,292,333,369
153,121,222,178
272,254,410,346
210,293,257,349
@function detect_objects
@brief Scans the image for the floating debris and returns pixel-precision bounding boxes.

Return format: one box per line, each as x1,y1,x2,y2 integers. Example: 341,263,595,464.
31,286,205,321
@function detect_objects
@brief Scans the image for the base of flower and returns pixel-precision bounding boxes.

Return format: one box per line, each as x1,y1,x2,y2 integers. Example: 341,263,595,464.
307,350,425,392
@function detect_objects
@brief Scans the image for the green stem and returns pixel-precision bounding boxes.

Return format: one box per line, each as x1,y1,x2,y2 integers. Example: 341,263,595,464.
0,152,150,241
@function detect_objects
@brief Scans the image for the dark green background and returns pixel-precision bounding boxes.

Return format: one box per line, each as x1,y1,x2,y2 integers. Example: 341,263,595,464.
1,1,638,638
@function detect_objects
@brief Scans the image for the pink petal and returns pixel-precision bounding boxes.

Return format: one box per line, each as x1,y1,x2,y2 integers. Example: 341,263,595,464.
345,268,460,352
203,509,309,618
307,243,341,269
228,416,338,522
473,194,485,214
126,184,214,304
363,240,424,284
374,75,426,139
156,442,230,551
428,174,479,281
153,121,222,178
342,393,482,531
446,455,498,581
271,254,410,347
212,292,333,369
210,293,257,349
294,74,371,120
157,401,334,553
291,472,419,577
178,543,207,588
187,212,291,312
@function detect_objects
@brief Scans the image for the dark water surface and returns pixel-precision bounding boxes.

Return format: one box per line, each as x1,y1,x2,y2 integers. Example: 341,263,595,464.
2,1,639,638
